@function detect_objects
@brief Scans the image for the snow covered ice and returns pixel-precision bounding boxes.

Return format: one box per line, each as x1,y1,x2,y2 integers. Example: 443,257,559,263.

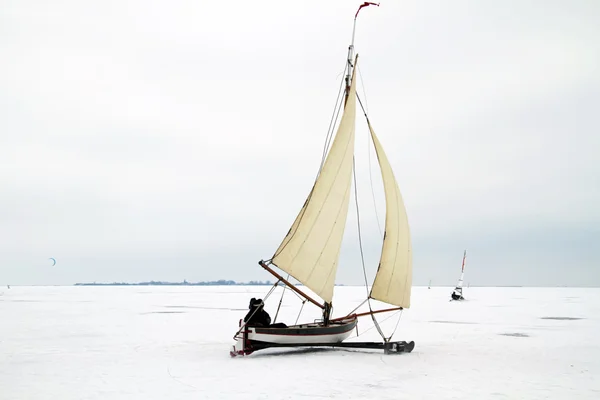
1,286,599,399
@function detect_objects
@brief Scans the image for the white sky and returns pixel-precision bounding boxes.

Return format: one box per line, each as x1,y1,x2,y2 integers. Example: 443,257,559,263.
1,0,599,286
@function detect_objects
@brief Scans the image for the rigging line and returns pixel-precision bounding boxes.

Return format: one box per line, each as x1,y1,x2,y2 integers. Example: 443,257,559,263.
356,92,369,122
355,63,382,238
321,89,345,175
370,304,387,342
354,309,402,338
346,298,368,316
233,283,279,339
357,65,369,115
317,61,349,179
355,89,382,237
366,115,383,238
354,91,392,341
285,283,306,302
352,155,385,341
276,277,306,303
284,280,307,302
352,156,371,301
273,274,290,323
388,309,403,341
295,300,307,325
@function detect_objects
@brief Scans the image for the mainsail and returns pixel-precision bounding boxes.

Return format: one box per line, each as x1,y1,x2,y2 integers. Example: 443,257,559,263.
367,122,413,308
270,58,359,304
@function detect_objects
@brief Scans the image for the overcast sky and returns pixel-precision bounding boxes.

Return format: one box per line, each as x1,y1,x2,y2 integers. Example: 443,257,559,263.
1,0,598,287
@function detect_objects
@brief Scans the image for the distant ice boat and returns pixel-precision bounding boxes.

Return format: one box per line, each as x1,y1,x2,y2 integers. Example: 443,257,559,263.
231,2,414,357
451,250,467,301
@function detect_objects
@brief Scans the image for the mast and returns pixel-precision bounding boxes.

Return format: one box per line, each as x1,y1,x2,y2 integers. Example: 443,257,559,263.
345,2,379,106
258,2,381,326
458,250,466,287
344,19,356,106
324,2,380,324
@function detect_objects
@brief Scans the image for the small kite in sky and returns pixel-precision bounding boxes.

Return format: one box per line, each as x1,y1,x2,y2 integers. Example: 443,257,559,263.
49,258,56,266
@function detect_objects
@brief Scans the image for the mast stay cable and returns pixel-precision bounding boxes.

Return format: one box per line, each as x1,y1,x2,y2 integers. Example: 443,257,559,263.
356,92,404,342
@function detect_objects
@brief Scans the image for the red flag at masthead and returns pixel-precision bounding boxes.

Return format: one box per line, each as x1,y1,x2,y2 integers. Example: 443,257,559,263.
355,2,379,18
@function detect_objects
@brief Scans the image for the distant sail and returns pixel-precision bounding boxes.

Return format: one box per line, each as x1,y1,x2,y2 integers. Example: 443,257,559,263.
457,250,466,289
451,250,466,300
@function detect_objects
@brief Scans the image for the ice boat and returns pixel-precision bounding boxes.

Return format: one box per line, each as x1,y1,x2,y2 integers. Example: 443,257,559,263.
231,2,414,357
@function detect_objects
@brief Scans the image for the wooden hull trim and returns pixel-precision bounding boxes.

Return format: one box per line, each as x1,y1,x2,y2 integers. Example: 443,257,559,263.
253,319,357,337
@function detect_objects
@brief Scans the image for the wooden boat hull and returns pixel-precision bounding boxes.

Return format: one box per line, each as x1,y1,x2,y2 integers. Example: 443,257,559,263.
231,317,357,356
250,319,357,344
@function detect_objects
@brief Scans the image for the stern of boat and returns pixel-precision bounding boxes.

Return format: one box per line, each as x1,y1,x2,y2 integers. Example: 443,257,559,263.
230,319,254,357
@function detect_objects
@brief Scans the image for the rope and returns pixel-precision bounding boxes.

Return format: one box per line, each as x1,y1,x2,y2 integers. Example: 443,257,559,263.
346,298,368,316
273,274,290,323
357,65,369,115
288,285,307,302
353,309,402,339
232,282,279,339
358,65,383,239
318,61,349,177
366,118,383,238
354,90,408,342
352,157,370,301
352,156,386,342
387,309,403,341
355,93,385,243
295,300,307,325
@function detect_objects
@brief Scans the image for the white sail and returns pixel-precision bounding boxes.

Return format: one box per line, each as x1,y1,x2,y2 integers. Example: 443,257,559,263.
452,250,466,298
368,122,413,308
456,250,466,289
270,58,359,304
456,272,464,289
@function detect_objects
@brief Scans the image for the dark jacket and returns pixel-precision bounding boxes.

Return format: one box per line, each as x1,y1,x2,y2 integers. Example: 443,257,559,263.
244,298,272,327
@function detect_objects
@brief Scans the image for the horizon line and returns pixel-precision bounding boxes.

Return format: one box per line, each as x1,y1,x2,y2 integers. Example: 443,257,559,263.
2,284,599,289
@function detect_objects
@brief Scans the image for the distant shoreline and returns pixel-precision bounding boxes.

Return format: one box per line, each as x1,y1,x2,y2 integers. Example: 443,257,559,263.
74,280,276,286
3,284,598,288
71,280,348,287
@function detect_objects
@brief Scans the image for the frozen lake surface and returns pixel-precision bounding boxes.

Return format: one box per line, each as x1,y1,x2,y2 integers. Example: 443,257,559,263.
1,285,599,399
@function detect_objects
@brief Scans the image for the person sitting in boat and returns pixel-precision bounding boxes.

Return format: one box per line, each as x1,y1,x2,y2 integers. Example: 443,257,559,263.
244,298,272,327
244,298,288,328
